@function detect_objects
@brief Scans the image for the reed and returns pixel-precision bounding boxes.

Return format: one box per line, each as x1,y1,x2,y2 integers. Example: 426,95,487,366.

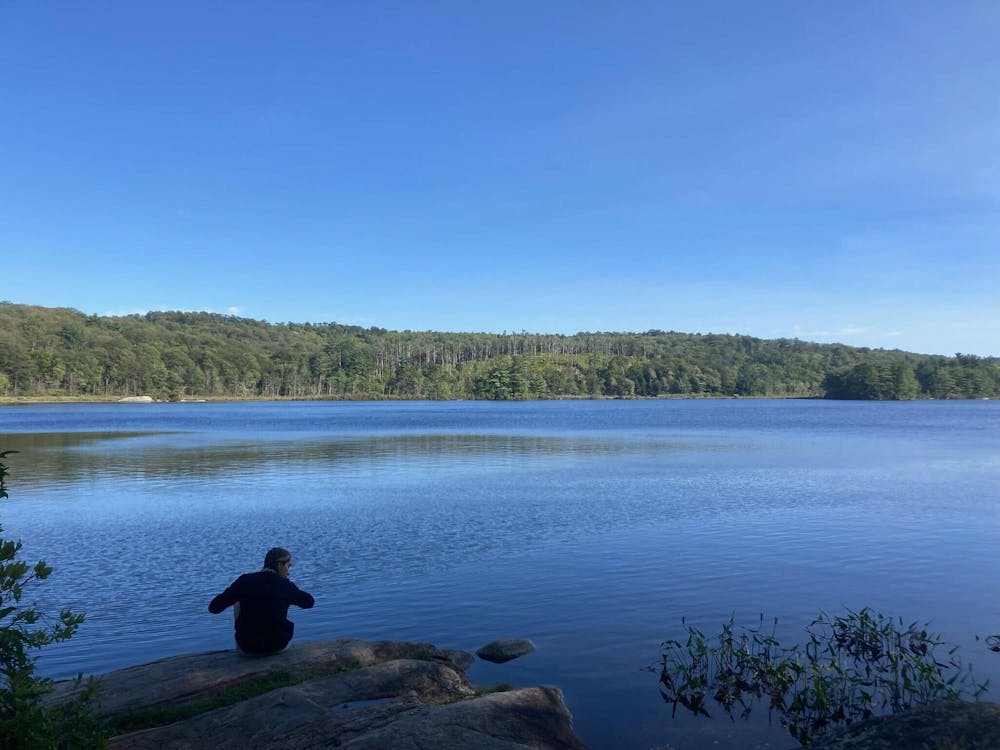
658,608,989,746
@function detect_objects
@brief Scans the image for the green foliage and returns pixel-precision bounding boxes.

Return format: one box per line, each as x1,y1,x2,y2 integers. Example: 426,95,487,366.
824,360,921,400
0,451,105,749
0,302,997,401
658,609,988,747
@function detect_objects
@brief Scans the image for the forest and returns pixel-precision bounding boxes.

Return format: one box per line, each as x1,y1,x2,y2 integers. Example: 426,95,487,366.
0,302,997,401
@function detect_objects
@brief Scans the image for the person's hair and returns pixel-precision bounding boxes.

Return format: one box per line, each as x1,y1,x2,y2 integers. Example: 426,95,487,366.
263,547,292,572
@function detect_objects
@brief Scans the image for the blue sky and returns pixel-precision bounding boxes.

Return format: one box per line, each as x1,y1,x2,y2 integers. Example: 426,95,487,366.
2,2,998,356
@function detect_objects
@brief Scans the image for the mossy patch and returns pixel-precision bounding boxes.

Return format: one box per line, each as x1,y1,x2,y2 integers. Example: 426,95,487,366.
106,661,365,737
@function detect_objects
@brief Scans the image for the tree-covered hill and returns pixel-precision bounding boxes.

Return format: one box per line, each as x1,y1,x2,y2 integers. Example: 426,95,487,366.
0,302,996,401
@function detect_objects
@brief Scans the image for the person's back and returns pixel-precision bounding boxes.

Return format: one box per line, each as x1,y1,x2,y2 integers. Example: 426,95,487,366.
209,547,315,655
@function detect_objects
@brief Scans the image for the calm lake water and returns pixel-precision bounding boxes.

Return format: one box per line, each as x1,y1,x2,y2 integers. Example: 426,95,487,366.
2,399,999,748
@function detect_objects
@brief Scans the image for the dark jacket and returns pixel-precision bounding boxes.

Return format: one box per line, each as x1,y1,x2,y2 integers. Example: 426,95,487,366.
209,570,315,654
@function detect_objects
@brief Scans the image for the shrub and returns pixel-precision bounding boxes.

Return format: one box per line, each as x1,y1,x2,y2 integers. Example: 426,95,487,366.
0,451,104,749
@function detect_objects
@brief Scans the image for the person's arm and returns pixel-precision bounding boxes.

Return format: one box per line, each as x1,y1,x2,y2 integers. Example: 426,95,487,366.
209,578,241,614
286,580,315,609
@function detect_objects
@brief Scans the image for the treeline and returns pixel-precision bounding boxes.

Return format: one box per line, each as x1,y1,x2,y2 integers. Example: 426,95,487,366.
0,302,997,401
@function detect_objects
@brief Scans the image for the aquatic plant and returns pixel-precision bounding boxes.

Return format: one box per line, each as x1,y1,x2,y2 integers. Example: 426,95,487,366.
658,608,989,746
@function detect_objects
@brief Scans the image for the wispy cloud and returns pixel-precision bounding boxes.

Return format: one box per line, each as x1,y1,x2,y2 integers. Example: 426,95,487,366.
792,324,869,338
101,305,247,319
317,312,379,328
789,324,909,348
101,307,155,318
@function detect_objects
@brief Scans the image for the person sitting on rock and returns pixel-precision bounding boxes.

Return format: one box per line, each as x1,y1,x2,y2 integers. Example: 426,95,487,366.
209,547,315,655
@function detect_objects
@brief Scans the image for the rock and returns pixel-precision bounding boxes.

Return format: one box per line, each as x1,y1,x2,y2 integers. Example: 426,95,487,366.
49,638,586,749
48,638,473,718
117,396,155,403
108,659,475,749
808,700,1000,750
331,686,586,750
476,639,536,664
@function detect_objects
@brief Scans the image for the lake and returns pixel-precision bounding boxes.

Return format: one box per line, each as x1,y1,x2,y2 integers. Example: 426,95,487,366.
1,399,999,748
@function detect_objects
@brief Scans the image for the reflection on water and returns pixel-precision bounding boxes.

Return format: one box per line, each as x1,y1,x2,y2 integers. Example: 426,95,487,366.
1,431,163,488
3,430,707,490
2,400,999,750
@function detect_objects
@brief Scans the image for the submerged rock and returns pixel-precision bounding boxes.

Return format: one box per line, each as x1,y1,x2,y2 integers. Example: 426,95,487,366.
49,638,585,749
476,638,536,664
808,700,1000,749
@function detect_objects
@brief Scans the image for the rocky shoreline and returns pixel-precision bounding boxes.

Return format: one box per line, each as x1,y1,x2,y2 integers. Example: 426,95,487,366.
48,638,587,749
45,637,1000,748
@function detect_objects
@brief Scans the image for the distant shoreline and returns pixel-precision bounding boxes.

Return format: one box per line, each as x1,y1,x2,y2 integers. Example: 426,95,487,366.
2,303,995,402
0,393,821,406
